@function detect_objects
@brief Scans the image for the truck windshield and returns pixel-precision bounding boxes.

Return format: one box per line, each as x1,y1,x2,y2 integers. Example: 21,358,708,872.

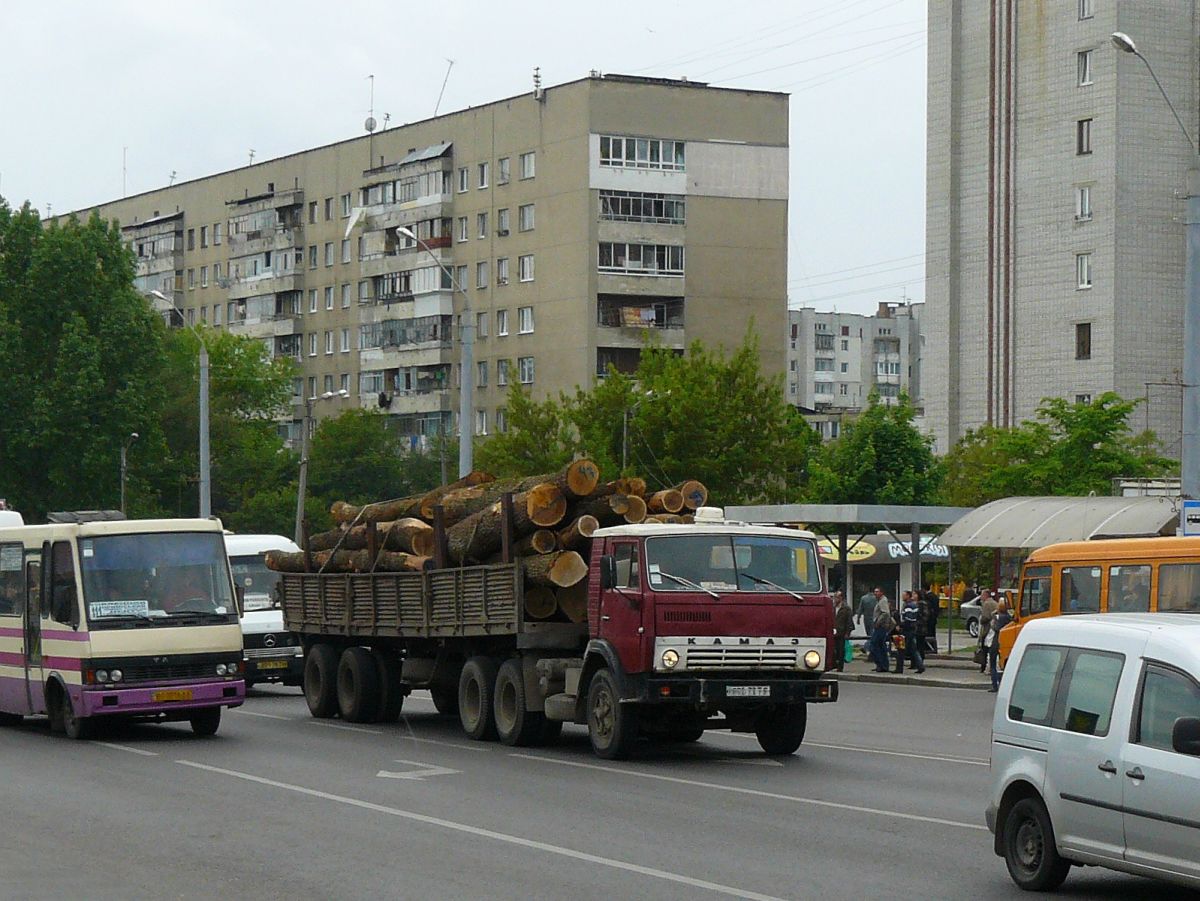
80,532,237,629
644,535,822,594
230,554,282,611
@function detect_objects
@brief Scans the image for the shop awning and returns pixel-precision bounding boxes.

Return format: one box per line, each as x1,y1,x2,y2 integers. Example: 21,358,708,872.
938,495,1181,549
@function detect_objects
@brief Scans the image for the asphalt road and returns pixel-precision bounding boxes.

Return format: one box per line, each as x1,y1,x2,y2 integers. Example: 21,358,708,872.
2,681,1196,901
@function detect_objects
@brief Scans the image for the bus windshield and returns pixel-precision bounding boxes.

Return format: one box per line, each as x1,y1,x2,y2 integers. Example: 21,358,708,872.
80,532,237,629
230,554,282,611
644,534,822,594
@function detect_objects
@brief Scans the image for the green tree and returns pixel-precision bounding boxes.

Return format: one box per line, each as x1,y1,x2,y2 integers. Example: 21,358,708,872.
475,383,578,476
810,391,942,505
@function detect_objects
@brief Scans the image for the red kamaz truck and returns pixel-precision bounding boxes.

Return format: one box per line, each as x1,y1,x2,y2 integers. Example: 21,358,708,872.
280,507,837,759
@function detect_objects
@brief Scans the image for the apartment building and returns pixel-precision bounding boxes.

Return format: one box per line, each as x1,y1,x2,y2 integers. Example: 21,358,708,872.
66,74,788,444
926,0,1196,456
786,302,923,439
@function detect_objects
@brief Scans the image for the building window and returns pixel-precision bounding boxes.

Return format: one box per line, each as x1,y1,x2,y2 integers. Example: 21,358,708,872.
1076,393,1092,404
340,373,350,393
497,257,510,285
1077,118,1092,155
839,384,849,396
457,217,469,242
497,208,510,235
455,265,469,292
324,197,333,220
1075,185,1092,221
341,328,350,352
308,376,317,398
1076,252,1093,289
308,245,318,269
1075,322,1092,360
214,222,223,245
309,333,318,357
518,306,534,334
477,212,489,239
518,356,534,384
477,360,488,388
324,242,333,267
475,409,488,436
308,289,318,313
519,254,534,282
476,261,490,289
213,303,222,326
1079,0,1093,19
200,266,208,288
497,157,511,184
342,284,351,308
496,407,508,433
497,309,509,336
477,162,489,188
200,226,208,248
597,242,684,276
341,239,351,263
457,167,469,193
340,194,351,217
187,228,195,251
477,311,489,338
324,375,334,394
520,151,535,179
1078,49,1094,86
841,339,849,351
199,306,207,323
598,190,685,224
497,359,510,387
325,286,334,310
815,382,833,395
324,331,333,354
358,280,370,302
519,204,535,231
187,268,195,289
308,201,318,224
599,136,686,171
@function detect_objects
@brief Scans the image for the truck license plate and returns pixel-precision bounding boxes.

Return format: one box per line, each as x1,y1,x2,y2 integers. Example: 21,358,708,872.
727,685,770,698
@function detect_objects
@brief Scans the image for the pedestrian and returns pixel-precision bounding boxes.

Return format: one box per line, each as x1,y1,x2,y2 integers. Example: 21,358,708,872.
870,588,894,672
987,598,1013,692
978,589,998,673
857,587,877,636
923,588,940,655
900,591,926,673
832,591,854,672
962,583,979,605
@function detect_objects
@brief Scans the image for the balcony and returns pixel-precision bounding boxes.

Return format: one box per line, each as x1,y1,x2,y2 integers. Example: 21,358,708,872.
226,267,304,299
226,188,304,214
227,225,302,257
360,340,454,370
367,388,453,416
596,295,685,349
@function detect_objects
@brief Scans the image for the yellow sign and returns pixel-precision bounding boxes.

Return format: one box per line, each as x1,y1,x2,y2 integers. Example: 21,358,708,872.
816,541,877,563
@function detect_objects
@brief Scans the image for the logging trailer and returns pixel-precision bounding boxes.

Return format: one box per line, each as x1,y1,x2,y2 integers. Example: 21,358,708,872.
280,506,838,759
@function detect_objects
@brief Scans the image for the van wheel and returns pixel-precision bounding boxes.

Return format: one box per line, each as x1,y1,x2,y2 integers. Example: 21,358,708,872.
337,647,381,723
1004,797,1071,891
458,656,499,741
190,707,221,737
493,658,545,747
304,644,339,718
373,651,405,723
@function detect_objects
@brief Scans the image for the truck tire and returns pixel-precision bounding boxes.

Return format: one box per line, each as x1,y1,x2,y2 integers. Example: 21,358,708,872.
373,650,405,723
430,685,459,717
190,707,221,737
587,668,638,759
304,643,339,718
493,658,546,747
755,703,807,755
458,656,499,741
337,647,381,723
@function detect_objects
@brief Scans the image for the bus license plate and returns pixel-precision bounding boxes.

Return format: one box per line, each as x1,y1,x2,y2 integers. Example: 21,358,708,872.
727,685,770,698
257,660,288,670
152,689,194,702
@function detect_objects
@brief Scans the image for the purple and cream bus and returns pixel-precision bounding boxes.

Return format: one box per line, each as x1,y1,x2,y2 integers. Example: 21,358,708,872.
0,517,245,738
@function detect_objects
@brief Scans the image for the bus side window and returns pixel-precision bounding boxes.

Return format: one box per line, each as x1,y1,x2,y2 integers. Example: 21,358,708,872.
1061,567,1101,614
49,541,79,628
1021,566,1052,616
0,542,23,616
1107,565,1151,613
26,560,41,619
1157,563,1200,613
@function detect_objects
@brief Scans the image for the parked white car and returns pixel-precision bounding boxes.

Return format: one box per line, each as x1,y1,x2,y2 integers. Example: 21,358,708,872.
227,534,303,689
987,614,1200,891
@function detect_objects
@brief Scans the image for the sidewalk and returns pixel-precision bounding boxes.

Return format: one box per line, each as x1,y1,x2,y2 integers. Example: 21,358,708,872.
832,649,994,691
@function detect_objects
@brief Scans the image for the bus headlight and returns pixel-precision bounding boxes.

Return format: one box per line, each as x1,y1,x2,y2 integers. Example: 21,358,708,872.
803,650,822,670
661,649,680,669
216,663,228,676
95,669,109,683
110,669,123,683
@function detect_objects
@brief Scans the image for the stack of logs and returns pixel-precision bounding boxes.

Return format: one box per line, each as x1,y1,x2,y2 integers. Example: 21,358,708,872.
265,461,708,625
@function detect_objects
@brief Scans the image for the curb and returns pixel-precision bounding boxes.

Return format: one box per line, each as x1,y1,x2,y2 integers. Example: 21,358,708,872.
833,671,993,691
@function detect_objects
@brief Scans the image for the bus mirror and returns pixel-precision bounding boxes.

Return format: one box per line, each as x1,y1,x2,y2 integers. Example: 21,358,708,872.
599,555,616,590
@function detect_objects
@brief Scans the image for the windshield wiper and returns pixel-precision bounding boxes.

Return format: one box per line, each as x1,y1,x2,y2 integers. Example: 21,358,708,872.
737,572,805,601
166,611,231,624
656,569,721,599
89,613,161,628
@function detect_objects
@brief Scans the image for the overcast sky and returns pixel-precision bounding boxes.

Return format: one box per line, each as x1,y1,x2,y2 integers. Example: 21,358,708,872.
0,0,926,315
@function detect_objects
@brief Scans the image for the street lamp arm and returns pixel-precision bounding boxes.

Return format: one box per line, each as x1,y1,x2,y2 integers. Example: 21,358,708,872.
1134,51,1198,154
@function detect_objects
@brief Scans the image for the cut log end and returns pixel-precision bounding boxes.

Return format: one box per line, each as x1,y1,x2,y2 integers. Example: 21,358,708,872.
524,550,588,588
564,458,601,498
526,483,568,527
556,582,588,623
623,495,647,524
648,488,685,514
523,585,558,620
674,480,708,511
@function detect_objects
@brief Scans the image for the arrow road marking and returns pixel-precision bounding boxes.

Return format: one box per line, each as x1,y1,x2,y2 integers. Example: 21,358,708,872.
376,759,462,781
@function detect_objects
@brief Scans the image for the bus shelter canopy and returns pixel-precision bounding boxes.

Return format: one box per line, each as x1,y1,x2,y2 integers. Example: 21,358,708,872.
938,495,1180,549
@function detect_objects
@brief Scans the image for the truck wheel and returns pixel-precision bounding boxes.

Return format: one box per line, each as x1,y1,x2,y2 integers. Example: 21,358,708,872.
1003,797,1072,891
430,685,459,717
304,644,339,718
190,707,221,737
458,656,499,741
337,647,381,723
373,650,405,723
755,703,807,755
493,658,546,747
61,692,93,740
587,668,638,759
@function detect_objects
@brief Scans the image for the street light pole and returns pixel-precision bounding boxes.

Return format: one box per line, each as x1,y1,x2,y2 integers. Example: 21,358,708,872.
120,432,139,515
293,389,349,545
1112,32,1200,499
396,226,473,477
154,291,212,517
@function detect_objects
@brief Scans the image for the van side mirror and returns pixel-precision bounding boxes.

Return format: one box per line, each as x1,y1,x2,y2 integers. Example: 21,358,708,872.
599,555,616,590
1172,716,1200,756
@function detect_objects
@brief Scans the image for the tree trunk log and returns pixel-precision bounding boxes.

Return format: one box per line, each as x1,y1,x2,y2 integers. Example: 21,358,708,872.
673,480,708,511
577,493,633,526
514,529,557,556
307,518,434,556
646,513,683,524
523,585,558,619
523,551,588,588
556,582,588,623
446,484,566,563
622,495,648,524
329,495,422,526
557,514,599,550
647,488,684,514
412,470,496,521
422,461,595,523
511,458,601,500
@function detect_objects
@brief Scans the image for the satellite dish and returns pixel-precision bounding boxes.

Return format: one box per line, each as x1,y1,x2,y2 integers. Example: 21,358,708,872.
365,116,377,133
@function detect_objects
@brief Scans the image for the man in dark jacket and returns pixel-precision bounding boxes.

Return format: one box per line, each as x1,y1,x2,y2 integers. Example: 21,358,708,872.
832,591,854,672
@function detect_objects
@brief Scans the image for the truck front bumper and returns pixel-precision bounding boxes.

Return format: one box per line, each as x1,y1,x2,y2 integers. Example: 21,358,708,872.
631,676,838,706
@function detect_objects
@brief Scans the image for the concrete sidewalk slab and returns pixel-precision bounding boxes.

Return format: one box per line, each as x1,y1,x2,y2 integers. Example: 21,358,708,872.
831,655,994,691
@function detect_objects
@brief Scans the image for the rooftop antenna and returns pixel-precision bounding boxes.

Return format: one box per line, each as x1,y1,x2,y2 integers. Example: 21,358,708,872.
168,170,177,186
383,112,391,129
533,66,544,102
45,202,52,219
364,74,377,133
434,59,454,116
248,149,256,166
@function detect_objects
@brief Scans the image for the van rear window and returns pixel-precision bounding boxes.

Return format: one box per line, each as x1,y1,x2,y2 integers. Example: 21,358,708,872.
1008,645,1067,725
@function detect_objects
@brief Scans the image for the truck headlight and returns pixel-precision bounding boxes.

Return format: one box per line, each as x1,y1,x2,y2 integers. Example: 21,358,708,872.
661,649,680,669
803,650,822,670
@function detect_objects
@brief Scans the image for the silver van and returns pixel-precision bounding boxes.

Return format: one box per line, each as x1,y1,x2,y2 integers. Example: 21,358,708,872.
988,614,1200,891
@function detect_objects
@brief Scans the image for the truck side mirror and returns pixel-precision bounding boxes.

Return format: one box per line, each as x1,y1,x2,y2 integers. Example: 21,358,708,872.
1172,716,1200,756
599,555,616,590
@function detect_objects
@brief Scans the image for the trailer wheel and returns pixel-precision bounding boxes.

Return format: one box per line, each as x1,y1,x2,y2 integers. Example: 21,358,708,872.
373,650,405,723
493,658,546,747
458,656,499,741
190,707,221,737
755,703,807,755
337,647,381,723
430,685,459,717
587,668,638,760
304,643,339,718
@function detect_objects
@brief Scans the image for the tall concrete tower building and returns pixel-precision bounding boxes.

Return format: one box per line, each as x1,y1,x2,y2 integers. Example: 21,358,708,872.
925,0,1197,456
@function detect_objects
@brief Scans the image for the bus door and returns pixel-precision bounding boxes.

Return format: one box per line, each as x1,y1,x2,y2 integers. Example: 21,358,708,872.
24,555,42,712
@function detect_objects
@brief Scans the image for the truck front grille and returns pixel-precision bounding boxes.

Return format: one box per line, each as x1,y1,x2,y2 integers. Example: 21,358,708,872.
683,646,799,669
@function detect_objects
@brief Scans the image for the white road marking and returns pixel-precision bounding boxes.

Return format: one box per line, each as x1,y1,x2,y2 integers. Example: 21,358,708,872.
308,721,382,735
229,709,292,721
176,760,788,901
397,735,488,753
722,733,990,766
511,754,987,832
95,742,158,757
376,760,462,781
